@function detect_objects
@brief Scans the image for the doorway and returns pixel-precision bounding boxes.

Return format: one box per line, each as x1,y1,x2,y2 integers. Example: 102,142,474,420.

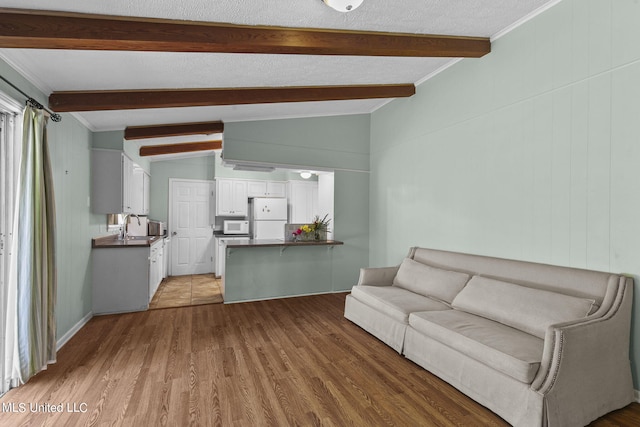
168,179,215,276
157,179,222,309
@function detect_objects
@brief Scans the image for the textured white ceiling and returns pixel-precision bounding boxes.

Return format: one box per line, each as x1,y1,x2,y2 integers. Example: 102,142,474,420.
2,50,450,92
0,0,559,133
0,0,554,36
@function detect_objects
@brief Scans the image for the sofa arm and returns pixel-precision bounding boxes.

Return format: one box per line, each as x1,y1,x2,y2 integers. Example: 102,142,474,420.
530,278,634,426
356,266,400,287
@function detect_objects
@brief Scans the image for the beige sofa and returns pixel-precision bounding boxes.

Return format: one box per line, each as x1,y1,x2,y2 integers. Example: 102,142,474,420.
344,247,634,427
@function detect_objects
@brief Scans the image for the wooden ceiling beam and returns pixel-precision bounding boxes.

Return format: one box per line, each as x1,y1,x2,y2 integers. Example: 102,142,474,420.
139,140,222,157
0,8,490,58
49,84,416,112
125,121,224,140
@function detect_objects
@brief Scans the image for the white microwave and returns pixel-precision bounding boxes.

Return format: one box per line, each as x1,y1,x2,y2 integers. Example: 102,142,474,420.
223,220,249,235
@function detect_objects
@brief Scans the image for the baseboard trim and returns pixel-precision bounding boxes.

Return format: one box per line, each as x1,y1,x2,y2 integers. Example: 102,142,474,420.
635,389,640,403
56,311,93,351
224,290,348,305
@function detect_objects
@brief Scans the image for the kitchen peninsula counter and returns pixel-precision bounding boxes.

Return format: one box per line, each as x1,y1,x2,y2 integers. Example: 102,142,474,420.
92,234,163,248
225,239,344,248
222,238,345,303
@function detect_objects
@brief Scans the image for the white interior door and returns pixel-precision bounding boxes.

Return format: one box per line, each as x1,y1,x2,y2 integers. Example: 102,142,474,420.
170,180,214,276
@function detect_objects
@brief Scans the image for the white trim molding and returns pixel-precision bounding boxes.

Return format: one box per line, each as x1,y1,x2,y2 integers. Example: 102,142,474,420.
56,311,93,351
407,0,563,91
490,0,563,42
223,289,347,305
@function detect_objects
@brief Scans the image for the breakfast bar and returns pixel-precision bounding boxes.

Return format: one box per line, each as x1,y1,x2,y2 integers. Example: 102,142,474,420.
222,239,344,303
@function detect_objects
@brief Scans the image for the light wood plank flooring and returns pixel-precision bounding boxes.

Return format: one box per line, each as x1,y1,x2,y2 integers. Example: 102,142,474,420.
1,293,639,426
149,274,223,309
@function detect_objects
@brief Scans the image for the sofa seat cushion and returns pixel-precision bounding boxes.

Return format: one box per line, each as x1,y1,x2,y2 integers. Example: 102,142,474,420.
351,285,451,324
393,258,471,303
409,310,544,384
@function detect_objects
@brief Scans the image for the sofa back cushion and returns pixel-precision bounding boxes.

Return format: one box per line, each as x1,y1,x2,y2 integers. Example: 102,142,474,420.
451,276,597,338
410,247,617,307
393,258,470,304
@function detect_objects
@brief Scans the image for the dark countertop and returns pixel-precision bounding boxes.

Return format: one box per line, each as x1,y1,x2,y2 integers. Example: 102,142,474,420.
92,234,163,248
224,239,344,248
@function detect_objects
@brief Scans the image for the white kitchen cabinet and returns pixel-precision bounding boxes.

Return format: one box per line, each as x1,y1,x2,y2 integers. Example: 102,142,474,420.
214,236,221,278
288,181,319,223
148,239,163,302
163,237,170,278
216,178,248,216
91,149,148,214
122,155,134,213
247,180,266,198
131,166,150,215
247,180,287,198
143,170,150,214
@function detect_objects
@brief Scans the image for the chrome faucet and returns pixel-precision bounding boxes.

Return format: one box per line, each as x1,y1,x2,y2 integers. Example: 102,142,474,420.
118,213,141,240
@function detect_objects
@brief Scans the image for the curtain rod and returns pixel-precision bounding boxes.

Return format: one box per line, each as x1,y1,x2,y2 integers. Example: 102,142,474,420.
0,74,62,122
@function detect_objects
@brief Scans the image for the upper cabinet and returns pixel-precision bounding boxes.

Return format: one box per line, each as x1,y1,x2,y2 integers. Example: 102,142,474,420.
131,165,150,215
91,149,149,215
216,179,248,216
121,154,134,213
91,150,130,214
288,181,318,223
247,180,287,198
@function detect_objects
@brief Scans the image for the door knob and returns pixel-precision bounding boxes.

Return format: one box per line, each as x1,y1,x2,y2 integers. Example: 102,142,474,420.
172,231,177,236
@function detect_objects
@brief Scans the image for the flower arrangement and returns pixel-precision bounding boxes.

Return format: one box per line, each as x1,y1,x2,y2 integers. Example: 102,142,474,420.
292,214,331,241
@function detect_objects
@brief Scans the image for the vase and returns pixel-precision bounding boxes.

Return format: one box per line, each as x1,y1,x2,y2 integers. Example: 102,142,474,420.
301,232,314,241
314,230,327,241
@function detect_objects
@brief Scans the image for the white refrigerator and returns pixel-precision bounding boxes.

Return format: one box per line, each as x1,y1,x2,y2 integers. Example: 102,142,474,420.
250,197,288,240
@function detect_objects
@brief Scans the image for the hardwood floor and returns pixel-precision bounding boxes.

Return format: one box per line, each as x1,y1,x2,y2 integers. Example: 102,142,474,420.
1,293,639,426
149,274,223,309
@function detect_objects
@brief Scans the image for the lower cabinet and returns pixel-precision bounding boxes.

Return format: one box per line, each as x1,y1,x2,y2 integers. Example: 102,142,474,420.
92,240,164,315
148,239,164,302
163,237,170,278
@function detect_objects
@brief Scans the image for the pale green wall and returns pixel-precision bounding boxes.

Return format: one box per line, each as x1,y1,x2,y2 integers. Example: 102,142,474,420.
370,0,640,387
224,115,370,289
49,116,103,341
224,115,370,172
92,131,151,172
0,59,103,341
92,130,123,151
149,155,216,222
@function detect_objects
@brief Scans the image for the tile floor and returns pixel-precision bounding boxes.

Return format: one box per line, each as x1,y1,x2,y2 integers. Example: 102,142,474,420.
149,273,223,309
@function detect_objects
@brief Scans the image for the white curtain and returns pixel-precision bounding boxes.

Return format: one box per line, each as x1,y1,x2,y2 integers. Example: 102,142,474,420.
1,105,56,395
1,98,21,395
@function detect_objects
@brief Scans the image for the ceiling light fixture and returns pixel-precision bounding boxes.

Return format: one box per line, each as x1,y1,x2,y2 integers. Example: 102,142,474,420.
322,0,364,12
300,171,312,179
